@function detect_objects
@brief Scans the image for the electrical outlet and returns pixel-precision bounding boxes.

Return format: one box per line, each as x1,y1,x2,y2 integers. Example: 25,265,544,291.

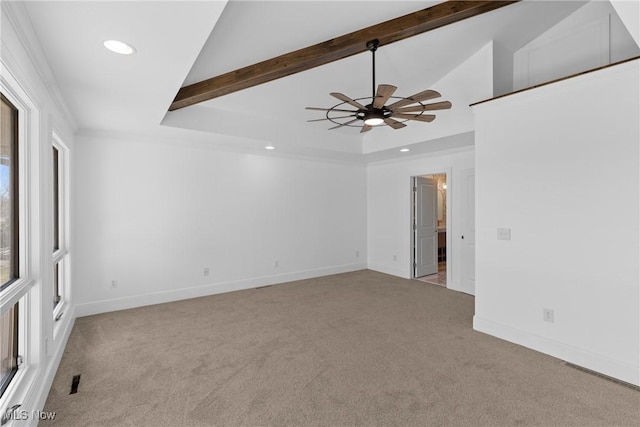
355,250,360,258
110,280,118,288
543,308,554,323
274,260,279,268
203,267,210,277
497,228,511,240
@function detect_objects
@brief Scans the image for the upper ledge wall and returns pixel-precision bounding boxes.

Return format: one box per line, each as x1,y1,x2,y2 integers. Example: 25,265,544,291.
471,55,640,108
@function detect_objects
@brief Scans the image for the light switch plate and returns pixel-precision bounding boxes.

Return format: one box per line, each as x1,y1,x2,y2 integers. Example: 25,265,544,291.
497,227,511,240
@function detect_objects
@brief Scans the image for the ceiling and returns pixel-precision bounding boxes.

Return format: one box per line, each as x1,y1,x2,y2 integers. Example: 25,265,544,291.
19,0,591,162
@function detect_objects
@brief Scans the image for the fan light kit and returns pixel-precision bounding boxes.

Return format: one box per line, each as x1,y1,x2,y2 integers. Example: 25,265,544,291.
306,39,451,133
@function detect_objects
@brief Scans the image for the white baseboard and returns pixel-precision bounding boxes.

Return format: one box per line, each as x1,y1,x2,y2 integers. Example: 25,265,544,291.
473,315,640,386
75,263,368,317
367,263,410,279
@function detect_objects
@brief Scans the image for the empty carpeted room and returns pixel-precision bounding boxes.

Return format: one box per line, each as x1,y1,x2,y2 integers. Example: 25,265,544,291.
1,1,639,426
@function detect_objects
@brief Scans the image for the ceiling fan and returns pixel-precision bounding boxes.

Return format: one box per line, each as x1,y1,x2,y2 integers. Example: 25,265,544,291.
306,39,452,133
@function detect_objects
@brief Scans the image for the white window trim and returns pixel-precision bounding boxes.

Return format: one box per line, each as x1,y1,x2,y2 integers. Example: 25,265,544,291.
0,75,34,316
51,131,69,331
0,57,43,416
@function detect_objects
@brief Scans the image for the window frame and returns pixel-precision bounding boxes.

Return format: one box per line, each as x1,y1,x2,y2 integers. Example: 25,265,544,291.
52,145,59,253
0,61,40,412
52,132,68,320
0,83,33,313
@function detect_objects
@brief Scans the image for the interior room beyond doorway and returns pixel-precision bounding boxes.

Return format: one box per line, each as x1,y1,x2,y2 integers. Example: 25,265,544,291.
414,173,447,287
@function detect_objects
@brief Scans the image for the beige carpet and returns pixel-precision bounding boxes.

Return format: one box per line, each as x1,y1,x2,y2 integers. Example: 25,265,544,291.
44,270,639,426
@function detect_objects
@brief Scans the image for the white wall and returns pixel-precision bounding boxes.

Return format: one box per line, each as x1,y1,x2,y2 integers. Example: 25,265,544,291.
611,0,640,47
514,0,640,90
473,59,640,385
73,133,367,315
366,136,474,293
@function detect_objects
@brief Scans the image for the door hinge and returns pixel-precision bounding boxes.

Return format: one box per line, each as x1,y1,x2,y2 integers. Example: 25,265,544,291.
413,224,416,231
413,262,417,268
413,187,417,192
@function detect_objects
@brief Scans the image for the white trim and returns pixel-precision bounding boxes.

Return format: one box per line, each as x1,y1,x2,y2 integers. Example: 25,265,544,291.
0,279,32,317
0,52,44,425
75,263,367,317
473,315,640,387
367,264,410,280
51,131,70,319
30,305,75,425
51,250,67,266
1,304,74,427
0,61,39,295
52,131,69,253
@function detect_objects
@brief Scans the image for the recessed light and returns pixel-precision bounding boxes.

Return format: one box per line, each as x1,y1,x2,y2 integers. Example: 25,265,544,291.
103,40,136,55
400,148,410,152
265,145,275,150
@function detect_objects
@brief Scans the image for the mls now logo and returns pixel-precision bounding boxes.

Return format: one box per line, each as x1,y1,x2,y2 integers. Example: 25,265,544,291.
32,411,56,421
2,409,56,422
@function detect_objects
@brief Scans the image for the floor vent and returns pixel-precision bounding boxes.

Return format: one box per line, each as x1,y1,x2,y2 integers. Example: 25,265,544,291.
564,362,639,392
70,374,81,394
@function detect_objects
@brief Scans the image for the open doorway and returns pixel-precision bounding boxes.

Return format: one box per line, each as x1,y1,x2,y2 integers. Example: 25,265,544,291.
412,173,448,287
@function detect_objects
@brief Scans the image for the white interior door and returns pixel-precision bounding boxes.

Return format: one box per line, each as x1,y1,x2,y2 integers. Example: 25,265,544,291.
460,169,476,295
415,177,438,277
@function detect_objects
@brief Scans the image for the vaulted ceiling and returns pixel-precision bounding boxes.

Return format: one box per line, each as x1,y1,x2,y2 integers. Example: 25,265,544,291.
20,0,594,161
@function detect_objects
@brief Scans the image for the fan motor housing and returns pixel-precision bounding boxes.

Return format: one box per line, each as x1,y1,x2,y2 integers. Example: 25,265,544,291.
357,106,392,122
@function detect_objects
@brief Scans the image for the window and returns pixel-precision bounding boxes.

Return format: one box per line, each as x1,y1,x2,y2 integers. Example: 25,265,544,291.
1,94,20,399
53,146,59,252
1,95,18,290
52,146,60,308
52,134,68,314
0,303,19,397
53,263,60,308
0,66,46,410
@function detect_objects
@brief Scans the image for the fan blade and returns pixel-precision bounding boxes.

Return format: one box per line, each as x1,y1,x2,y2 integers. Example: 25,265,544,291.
306,107,358,113
373,84,397,109
361,124,373,133
391,113,436,122
328,118,360,130
397,101,452,113
330,93,367,110
388,89,441,110
384,117,407,129
307,115,356,123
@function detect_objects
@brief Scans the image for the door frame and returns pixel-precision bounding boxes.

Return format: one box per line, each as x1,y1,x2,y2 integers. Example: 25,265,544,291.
410,168,452,288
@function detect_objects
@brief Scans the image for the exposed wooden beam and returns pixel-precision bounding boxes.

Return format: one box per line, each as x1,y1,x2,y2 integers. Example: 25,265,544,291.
169,0,520,111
